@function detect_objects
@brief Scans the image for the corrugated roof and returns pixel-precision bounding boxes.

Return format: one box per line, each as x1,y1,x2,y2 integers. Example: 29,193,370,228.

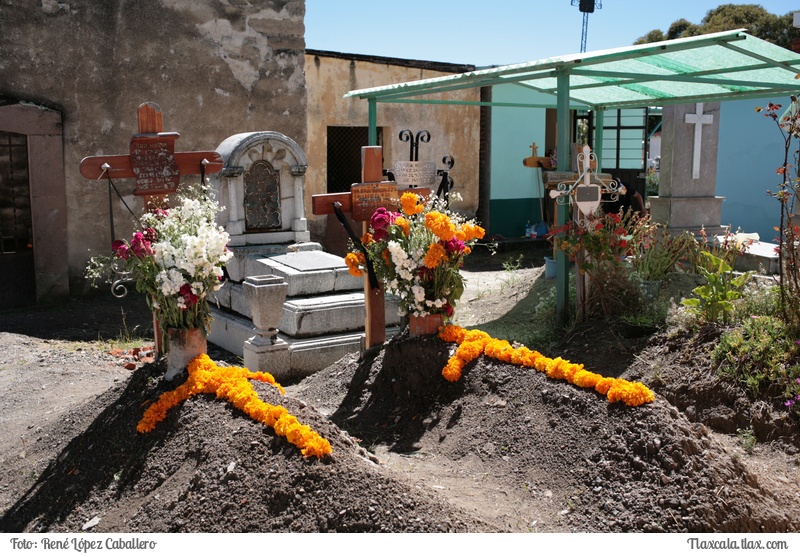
344,29,800,109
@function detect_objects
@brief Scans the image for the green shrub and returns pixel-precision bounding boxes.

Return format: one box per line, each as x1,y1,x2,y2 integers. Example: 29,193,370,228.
681,251,753,323
713,316,797,398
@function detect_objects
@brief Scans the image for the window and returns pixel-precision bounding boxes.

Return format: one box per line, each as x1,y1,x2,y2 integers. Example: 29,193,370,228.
326,126,384,193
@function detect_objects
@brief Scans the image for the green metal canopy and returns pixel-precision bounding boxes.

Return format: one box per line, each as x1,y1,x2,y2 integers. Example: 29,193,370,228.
343,29,800,323
344,29,800,110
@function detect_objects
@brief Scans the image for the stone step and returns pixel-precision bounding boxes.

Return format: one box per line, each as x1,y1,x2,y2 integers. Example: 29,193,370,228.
207,307,400,381
212,284,400,337
244,250,361,296
280,292,400,338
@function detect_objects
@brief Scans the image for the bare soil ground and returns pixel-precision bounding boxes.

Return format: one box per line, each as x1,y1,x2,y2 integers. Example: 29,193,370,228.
0,244,799,533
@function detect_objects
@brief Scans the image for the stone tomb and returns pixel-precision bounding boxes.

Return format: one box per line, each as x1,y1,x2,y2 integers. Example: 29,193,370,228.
207,131,400,379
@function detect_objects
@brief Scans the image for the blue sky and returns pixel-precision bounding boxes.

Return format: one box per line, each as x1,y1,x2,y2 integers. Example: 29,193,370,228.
305,0,800,66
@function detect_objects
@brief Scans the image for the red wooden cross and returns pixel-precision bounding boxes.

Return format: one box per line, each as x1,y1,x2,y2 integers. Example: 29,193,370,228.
79,102,223,206
312,146,429,348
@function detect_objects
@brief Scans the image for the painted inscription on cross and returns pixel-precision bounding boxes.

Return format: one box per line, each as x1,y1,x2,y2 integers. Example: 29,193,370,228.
79,101,224,206
311,146,429,348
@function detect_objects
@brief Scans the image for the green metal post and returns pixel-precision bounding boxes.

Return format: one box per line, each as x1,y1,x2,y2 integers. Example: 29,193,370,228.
555,68,571,325
368,98,378,146
594,109,605,173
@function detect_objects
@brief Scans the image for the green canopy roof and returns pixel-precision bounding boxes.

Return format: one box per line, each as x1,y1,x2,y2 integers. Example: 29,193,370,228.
344,29,800,324
344,29,800,109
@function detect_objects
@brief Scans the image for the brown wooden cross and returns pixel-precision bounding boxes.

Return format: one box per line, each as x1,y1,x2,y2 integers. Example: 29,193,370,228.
79,102,224,207
312,146,429,348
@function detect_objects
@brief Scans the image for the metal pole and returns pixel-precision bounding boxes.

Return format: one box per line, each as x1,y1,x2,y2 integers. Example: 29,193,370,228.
594,109,605,173
556,68,571,325
368,98,378,146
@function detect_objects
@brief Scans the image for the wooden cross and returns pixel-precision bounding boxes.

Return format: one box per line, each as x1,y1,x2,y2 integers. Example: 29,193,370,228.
79,102,224,206
312,146,429,348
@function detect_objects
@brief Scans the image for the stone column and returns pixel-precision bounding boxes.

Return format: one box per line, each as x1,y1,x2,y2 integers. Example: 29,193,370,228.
242,275,290,375
649,102,727,235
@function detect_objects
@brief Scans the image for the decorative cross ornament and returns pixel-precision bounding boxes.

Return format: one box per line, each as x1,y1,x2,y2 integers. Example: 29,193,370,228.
684,103,713,180
549,145,622,221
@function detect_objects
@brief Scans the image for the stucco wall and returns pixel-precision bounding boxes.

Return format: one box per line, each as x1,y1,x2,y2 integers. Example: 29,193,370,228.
304,51,481,241
0,0,307,295
717,97,785,242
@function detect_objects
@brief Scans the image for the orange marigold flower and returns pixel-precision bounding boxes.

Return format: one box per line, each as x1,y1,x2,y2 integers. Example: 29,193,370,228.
394,216,410,236
442,357,464,382
424,242,448,268
361,232,373,245
401,192,424,215
344,251,365,277
425,211,456,241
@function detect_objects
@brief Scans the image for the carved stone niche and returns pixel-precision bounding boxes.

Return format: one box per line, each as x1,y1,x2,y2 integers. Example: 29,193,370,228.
212,131,310,247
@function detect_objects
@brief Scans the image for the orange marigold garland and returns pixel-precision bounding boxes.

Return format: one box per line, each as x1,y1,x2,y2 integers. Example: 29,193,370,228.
137,354,332,458
438,326,655,407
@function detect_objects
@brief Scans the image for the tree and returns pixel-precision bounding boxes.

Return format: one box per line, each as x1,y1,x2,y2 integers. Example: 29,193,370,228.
634,4,799,48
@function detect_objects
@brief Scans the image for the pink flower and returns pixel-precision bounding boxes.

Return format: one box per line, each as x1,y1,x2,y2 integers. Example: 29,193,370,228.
143,227,157,242
370,207,400,241
112,240,130,260
445,237,465,254
130,232,154,258
179,283,198,307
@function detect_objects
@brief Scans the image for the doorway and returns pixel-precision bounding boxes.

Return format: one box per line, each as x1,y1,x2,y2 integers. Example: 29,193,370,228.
0,131,35,309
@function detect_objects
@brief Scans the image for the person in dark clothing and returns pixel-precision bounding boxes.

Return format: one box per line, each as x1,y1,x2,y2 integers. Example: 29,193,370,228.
602,177,647,216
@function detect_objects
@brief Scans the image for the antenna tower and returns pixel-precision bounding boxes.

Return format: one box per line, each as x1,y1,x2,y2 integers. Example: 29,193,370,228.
571,1,603,53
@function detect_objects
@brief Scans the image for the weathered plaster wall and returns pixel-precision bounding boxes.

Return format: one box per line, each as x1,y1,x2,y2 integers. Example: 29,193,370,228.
304,51,481,240
0,0,307,295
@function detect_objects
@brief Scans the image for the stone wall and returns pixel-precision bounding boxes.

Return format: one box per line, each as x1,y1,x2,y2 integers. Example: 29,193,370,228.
0,0,307,296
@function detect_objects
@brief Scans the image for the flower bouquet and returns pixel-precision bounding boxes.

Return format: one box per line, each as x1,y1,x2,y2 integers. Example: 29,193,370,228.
345,192,485,322
87,182,232,338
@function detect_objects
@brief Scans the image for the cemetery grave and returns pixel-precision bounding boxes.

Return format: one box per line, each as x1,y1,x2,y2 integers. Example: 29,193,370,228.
0,255,799,533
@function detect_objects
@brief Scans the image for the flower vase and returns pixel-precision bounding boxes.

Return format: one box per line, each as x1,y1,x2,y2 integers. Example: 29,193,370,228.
408,313,445,337
165,327,207,381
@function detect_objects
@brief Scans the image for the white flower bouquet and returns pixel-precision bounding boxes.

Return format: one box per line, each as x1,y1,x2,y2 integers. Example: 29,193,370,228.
86,182,232,333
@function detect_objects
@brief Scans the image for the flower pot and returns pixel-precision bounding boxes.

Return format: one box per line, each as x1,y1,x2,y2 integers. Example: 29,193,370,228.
165,327,207,381
408,313,445,337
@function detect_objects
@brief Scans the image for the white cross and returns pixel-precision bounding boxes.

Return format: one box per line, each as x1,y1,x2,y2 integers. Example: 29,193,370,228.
684,103,713,180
